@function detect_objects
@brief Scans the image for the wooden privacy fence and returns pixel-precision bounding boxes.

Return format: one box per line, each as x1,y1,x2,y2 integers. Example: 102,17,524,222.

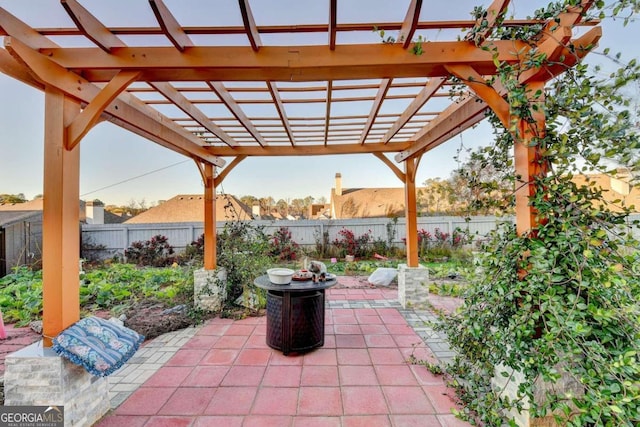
81,216,513,260
3,212,638,271
49,213,640,261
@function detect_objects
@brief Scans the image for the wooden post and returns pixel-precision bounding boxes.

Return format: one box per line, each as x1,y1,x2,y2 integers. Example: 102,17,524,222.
514,81,547,236
404,158,419,267
42,86,80,347
203,163,217,270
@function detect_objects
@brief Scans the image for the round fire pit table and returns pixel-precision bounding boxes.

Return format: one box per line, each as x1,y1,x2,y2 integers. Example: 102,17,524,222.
254,274,337,355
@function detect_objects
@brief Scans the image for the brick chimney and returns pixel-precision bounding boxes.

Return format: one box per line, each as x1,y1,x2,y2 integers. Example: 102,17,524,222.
85,200,104,224
335,173,342,196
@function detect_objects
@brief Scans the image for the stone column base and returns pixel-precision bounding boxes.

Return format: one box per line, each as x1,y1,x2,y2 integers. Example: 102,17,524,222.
492,362,584,426
4,341,110,427
194,268,227,312
397,264,430,309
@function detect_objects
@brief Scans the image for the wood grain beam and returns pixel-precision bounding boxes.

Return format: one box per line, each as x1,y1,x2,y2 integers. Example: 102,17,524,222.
4,36,223,166
540,0,595,42
395,95,488,162
150,81,238,147
380,77,445,143
60,0,126,52
66,70,141,150
267,81,296,146
238,0,262,51
208,81,268,147
445,64,511,128
467,0,510,45
398,0,422,49
39,41,530,82
324,81,333,146
0,7,58,49
400,22,600,163
0,49,44,90
214,155,247,187
373,153,405,182
208,141,411,157
149,0,193,51
519,26,600,83
329,0,337,50
21,19,562,38
359,79,392,144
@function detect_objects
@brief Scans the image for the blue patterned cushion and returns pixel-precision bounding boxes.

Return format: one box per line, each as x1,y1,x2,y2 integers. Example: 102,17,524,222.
52,316,144,377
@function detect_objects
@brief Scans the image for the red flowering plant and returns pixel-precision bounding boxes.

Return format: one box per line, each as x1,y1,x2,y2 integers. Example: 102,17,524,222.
333,228,372,258
269,226,300,261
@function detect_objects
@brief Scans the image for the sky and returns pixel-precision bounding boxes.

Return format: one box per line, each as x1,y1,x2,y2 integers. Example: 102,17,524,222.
0,1,637,206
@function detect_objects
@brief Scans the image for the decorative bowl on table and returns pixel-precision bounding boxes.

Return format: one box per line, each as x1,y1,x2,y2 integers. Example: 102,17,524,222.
267,268,295,285
292,270,313,281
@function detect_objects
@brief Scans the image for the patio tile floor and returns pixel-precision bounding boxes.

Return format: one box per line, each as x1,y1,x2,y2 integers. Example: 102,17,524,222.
96,278,470,426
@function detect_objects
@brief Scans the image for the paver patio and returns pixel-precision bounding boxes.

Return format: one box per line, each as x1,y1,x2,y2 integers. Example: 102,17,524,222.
95,277,470,426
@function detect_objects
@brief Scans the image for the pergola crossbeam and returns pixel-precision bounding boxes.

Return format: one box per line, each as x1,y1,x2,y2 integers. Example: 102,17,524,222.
150,81,238,147
209,141,411,157
66,70,141,150
267,81,296,146
329,0,338,50
0,8,58,49
37,41,532,82
359,78,392,144
398,0,423,49
60,0,126,52
149,0,194,51
208,81,268,147
467,0,510,45
324,81,333,146
381,77,446,143
4,36,223,166
238,0,262,51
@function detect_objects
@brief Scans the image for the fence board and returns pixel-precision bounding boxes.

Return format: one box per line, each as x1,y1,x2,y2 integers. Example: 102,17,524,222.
82,216,516,260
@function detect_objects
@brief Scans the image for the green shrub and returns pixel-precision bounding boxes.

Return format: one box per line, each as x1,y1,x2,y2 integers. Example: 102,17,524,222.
215,221,272,308
125,235,175,267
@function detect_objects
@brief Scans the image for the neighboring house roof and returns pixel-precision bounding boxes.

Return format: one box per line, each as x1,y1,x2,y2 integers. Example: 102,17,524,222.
0,210,42,227
328,171,640,219
331,188,407,219
0,199,126,224
103,210,128,224
124,194,253,224
309,203,331,219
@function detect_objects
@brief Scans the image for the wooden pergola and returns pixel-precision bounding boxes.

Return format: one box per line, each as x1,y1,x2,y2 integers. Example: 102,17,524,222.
0,0,600,345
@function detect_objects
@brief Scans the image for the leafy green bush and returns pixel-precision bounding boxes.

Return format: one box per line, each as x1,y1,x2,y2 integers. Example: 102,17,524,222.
0,267,43,326
215,221,272,308
125,234,175,267
434,1,640,424
0,264,194,326
80,263,192,312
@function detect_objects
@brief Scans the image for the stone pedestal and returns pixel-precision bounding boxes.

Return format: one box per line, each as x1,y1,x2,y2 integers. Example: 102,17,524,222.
397,264,430,309
492,362,584,426
4,341,110,427
194,268,227,312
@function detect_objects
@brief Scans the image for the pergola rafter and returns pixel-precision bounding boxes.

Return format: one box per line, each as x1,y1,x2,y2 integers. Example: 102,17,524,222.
0,0,600,343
